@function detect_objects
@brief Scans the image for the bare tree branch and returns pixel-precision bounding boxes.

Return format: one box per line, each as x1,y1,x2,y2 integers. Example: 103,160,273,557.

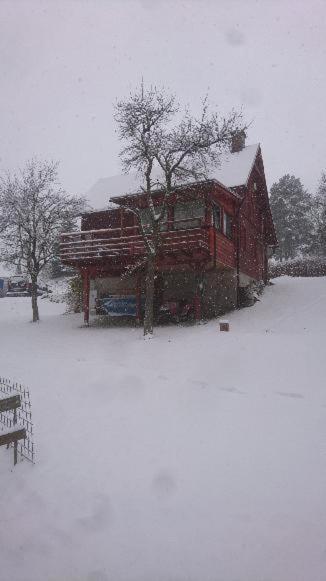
114,83,245,335
0,159,85,321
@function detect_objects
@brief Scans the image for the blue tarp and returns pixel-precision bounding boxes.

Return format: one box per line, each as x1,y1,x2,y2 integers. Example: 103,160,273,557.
99,295,144,317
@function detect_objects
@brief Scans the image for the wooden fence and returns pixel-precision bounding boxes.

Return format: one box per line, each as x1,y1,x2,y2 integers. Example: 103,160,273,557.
0,377,35,464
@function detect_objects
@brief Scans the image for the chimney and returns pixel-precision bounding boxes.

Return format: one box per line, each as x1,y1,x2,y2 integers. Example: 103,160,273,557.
231,129,246,153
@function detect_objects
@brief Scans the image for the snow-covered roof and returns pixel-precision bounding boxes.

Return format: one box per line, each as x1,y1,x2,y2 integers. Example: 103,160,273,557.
86,144,260,210
211,143,259,189
85,174,141,211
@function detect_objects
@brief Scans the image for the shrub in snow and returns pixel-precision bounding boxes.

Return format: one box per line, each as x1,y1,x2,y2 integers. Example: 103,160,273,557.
66,275,83,313
239,280,264,307
269,256,326,278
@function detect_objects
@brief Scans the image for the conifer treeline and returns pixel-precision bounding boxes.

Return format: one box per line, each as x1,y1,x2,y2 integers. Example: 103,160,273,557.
270,172,326,260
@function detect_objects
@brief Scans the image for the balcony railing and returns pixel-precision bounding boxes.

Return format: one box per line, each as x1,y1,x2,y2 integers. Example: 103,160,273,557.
60,218,211,265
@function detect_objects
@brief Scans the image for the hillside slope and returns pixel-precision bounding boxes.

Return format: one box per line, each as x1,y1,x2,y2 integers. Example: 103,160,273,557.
0,276,325,581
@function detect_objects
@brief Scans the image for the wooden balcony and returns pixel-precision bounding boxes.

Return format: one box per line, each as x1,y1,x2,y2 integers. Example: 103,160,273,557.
60,219,212,268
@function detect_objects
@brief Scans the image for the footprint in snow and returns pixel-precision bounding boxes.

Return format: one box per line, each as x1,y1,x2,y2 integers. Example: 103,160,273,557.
87,571,109,581
118,375,144,399
77,494,112,533
219,386,246,395
152,471,176,500
190,379,208,389
276,391,304,399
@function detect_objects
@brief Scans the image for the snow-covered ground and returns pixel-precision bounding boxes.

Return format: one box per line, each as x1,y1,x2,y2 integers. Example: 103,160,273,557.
0,276,325,581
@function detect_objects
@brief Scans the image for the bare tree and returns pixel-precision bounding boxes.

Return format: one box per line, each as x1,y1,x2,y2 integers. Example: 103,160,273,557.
115,84,244,336
0,159,85,322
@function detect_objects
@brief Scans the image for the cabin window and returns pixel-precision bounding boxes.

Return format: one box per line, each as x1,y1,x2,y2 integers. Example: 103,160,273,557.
174,201,205,230
122,210,134,228
155,205,168,231
139,208,152,234
212,203,221,231
139,206,167,233
223,212,233,239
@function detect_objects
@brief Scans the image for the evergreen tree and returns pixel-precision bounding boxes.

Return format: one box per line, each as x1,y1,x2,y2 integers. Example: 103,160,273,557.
313,171,326,256
270,174,312,260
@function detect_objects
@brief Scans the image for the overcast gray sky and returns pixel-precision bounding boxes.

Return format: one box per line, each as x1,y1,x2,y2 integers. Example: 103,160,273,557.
1,0,325,199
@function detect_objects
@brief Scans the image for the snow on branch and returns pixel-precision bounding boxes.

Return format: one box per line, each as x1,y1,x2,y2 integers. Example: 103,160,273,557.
0,159,85,321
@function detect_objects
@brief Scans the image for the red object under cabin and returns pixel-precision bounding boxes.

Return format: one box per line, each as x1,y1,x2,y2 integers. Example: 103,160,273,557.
60,138,277,324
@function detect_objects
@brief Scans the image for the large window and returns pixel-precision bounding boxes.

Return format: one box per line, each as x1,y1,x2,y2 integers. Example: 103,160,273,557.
174,201,205,230
139,208,152,234
139,206,168,233
223,212,233,239
156,205,168,231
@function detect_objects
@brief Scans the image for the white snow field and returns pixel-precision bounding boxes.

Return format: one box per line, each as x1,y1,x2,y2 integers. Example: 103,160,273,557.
0,276,326,581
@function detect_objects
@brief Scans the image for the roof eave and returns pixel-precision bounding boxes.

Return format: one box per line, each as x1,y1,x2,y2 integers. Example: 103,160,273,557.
109,178,242,206
244,143,260,187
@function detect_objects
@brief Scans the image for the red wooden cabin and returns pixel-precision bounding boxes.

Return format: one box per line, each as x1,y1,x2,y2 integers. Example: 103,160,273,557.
60,135,277,324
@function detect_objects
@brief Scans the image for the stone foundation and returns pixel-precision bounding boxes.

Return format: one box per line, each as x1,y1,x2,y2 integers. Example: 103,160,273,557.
201,269,237,318
91,268,239,320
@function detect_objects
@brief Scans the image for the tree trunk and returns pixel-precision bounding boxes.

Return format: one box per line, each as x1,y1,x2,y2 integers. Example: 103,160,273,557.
31,275,39,322
143,255,155,336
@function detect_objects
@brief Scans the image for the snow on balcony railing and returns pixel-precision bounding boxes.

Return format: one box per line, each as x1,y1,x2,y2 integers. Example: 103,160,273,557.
60,218,211,264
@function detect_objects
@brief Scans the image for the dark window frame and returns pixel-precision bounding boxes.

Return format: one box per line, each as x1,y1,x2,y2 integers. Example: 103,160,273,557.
173,200,205,230
223,211,233,239
212,203,222,231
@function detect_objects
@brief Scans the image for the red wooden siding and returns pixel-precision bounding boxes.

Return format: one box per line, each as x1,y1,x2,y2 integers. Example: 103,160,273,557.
60,149,277,284
216,232,236,268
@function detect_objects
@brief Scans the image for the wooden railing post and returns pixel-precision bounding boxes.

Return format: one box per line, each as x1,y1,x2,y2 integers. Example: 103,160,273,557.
194,292,202,321
82,269,90,325
60,219,212,266
13,407,18,465
136,273,142,323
